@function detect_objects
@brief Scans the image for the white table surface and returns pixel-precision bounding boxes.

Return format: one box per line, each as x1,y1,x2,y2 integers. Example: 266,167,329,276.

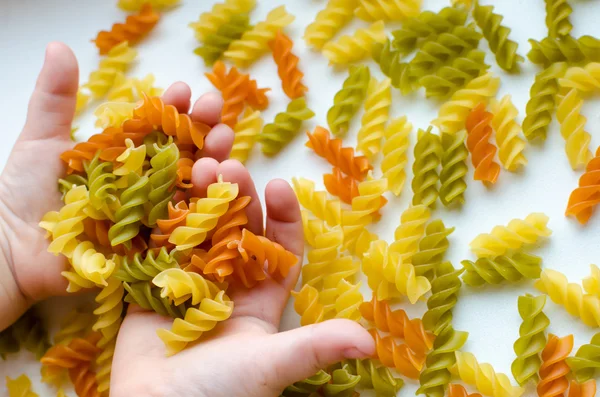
2,0,600,396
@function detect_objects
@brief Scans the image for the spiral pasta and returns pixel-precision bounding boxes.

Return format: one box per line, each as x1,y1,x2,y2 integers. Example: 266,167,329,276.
84,153,117,220
108,173,150,247
523,63,567,141
229,108,262,164
41,332,102,370
545,0,572,38
292,177,342,227
69,361,100,397
169,176,239,250
133,95,209,149
115,247,176,283
194,14,252,66
412,220,454,282
6,374,38,397
369,329,425,379
123,281,187,318
461,252,543,287
420,49,489,99
281,370,331,396
341,359,403,397
84,42,138,99
511,294,549,387
303,0,359,50
356,77,391,159
321,365,361,396
535,269,600,328
9,308,50,360
188,0,256,42
391,6,468,55
372,39,414,94
432,73,501,135
583,264,600,298
118,0,180,11
323,167,359,205
224,6,295,67
567,380,597,397
53,310,95,347
362,239,431,303
269,31,307,100
327,65,370,137
323,21,386,65
342,178,387,251
447,384,483,397
490,95,527,171
556,88,593,170
360,295,434,353
567,333,600,383
412,127,442,208
259,97,315,155
453,351,524,397
538,333,573,397
566,147,600,224
292,284,327,326
153,269,233,355
417,324,469,397
94,102,136,129
389,205,430,263
466,103,501,184
235,228,298,280
150,201,190,248
380,116,411,196
205,61,270,111
470,213,551,258
559,63,600,93
440,130,468,207
355,0,421,21
302,225,344,288
527,35,600,67
106,72,163,103
62,241,117,292
422,261,463,336
147,142,178,226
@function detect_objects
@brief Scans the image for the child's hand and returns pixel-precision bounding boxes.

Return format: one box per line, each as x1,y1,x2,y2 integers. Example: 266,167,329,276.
111,156,374,397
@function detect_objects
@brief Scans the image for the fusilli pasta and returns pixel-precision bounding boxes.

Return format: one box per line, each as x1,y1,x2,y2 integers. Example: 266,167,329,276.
357,77,391,159
189,0,256,42
355,0,421,21
304,0,359,50
466,103,501,184
545,0,572,38
566,147,600,224
567,333,600,383
453,351,524,397
323,21,386,65
259,97,315,155
381,116,411,196
461,252,542,286
440,130,468,207
490,95,527,171
84,42,138,99
269,30,307,99
389,204,431,263
327,65,370,137
538,333,573,397
231,108,262,164
194,14,252,66
423,261,463,335
556,88,593,170
412,127,442,208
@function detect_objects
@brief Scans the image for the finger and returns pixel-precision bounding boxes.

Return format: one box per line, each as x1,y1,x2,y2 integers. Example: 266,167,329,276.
190,157,219,198
199,124,234,162
21,42,78,142
264,320,375,391
162,81,191,114
217,160,263,235
191,91,223,127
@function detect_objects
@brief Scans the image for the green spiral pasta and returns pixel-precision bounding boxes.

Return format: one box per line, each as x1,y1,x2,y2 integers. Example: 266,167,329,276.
341,359,403,397
423,261,464,335
522,63,567,141
567,332,600,382
511,294,549,386
322,364,361,397
58,173,88,199
84,152,117,213
461,252,542,287
259,97,315,155
195,14,252,66
372,39,414,94
11,308,50,360
409,24,482,80
108,172,151,247
143,130,173,157
419,49,489,99
417,324,469,397
545,0,572,38
115,247,177,282
440,130,468,207
527,35,600,67
412,220,455,282
392,6,468,55
280,370,331,397
123,281,187,318
327,65,370,137
412,127,442,208
472,1,523,71
148,142,179,226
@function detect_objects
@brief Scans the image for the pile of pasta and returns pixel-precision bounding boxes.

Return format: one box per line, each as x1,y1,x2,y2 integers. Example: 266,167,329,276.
6,0,600,396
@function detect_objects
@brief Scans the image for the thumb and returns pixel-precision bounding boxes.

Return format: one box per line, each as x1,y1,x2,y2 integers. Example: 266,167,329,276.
20,42,79,142
264,320,375,391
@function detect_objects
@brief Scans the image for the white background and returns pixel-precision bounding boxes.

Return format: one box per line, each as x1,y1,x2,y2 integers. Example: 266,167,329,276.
2,0,600,396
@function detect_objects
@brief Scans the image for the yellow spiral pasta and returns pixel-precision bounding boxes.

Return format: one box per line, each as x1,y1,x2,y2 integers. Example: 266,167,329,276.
490,95,527,171
293,284,327,325
304,0,360,50
75,90,90,115
470,213,551,258
323,21,386,65
301,210,329,248
119,0,180,11
560,63,600,93
453,351,524,397
333,279,363,321
302,226,344,288
355,0,421,21
230,108,263,164
61,241,117,293
292,177,342,227
381,116,411,196
318,255,360,312
84,42,138,99
555,88,593,170
39,185,89,258
6,374,38,397
389,205,431,263
169,176,239,250
107,73,163,103
114,138,147,178
357,77,391,160
535,269,600,328
153,269,233,355
432,73,501,135
583,264,600,297
224,6,295,68
94,102,136,129
188,0,256,42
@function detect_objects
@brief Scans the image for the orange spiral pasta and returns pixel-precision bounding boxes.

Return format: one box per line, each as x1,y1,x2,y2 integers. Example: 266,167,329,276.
538,333,574,397
41,332,102,370
232,228,298,280
133,95,209,149
150,201,190,248
176,156,194,189
360,294,434,354
324,167,359,205
466,102,501,184
369,329,425,379
69,362,101,397
305,126,373,181
566,146,600,224
206,62,249,128
568,380,597,397
94,3,160,55
268,30,307,99
448,384,483,397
